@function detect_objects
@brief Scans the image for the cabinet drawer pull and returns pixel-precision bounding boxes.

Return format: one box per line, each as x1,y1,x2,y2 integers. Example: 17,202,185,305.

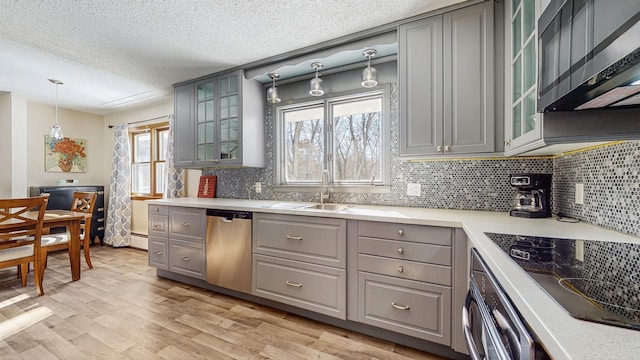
154,251,163,255
182,222,190,227
153,224,163,229
397,247,404,254
397,266,404,273
97,218,104,223
391,302,410,311
154,207,161,212
397,229,404,236
286,281,302,288
97,207,104,212
181,257,191,261
97,226,104,231
97,191,104,195
286,235,303,241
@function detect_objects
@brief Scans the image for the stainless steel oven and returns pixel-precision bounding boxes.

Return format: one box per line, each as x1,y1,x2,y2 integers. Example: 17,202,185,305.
463,248,550,360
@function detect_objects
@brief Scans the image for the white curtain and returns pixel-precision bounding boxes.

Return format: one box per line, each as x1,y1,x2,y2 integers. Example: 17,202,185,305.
104,124,132,247
164,115,185,198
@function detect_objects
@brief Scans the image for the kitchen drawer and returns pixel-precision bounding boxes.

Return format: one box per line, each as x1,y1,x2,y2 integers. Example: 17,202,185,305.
358,272,451,345
148,236,168,270
148,215,168,237
358,221,451,246
169,239,206,279
358,236,451,266
253,254,346,319
169,207,205,242
149,204,168,216
253,213,346,268
358,254,451,286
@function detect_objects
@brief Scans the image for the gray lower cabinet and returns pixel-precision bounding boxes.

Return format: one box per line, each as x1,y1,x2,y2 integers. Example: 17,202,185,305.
353,221,454,345
358,272,451,343
399,1,495,156
148,205,206,280
252,213,347,319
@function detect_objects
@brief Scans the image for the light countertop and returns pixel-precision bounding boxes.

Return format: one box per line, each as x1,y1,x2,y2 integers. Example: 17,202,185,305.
148,197,640,359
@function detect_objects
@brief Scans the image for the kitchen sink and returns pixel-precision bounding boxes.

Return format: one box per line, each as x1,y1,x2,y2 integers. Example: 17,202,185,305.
300,203,349,211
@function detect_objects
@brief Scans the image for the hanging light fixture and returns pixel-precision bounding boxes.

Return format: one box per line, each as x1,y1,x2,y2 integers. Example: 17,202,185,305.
309,62,324,96
49,79,64,140
361,49,378,88
266,73,281,104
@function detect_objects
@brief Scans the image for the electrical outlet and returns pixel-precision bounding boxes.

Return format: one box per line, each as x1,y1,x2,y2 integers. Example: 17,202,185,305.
575,240,585,262
575,183,584,205
407,183,421,197
255,182,262,193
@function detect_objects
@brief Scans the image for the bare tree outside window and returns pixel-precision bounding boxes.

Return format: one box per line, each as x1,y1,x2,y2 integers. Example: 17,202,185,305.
284,106,324,183
332,98,382,183
277,90,386,187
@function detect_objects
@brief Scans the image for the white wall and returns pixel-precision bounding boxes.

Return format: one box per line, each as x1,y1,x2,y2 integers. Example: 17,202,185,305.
27,101,104,189
0,93,12,198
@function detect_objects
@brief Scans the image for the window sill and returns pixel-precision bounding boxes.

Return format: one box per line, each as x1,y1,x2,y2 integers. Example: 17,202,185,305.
272,185,390,194
131,195,163,201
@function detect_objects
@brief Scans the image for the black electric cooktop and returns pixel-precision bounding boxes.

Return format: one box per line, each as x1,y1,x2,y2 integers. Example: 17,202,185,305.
484,232,640,331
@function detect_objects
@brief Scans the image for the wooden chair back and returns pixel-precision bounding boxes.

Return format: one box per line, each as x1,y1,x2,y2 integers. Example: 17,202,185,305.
71,191,97,241
0,196,47,295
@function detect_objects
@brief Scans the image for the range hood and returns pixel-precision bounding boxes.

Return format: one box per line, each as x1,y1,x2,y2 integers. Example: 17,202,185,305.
538,0,640,112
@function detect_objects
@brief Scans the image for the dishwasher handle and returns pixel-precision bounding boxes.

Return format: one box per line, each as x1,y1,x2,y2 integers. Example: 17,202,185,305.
206,209,252,220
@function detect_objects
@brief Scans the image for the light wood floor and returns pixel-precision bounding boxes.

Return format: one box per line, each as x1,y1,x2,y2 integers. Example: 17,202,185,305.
0,246,450,360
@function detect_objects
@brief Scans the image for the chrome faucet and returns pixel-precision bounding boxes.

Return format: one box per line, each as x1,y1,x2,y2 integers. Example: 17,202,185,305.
320,169,330,204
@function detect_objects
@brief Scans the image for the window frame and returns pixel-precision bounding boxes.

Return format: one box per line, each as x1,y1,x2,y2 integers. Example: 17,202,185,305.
273,85,391,193
129,122,170,199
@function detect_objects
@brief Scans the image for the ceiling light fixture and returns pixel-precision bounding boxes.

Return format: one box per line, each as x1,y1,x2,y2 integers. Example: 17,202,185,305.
266,73,281,104
49,79,64,140
361,49,378,88
309,63,324,97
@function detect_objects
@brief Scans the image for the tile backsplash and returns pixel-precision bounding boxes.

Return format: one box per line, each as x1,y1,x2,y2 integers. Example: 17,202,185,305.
202,83,640,237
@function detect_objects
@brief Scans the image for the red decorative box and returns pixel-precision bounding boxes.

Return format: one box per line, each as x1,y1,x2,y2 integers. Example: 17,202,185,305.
197,176,217,198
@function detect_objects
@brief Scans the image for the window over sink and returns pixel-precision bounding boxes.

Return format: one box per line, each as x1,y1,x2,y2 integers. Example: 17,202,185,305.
274,88,390,191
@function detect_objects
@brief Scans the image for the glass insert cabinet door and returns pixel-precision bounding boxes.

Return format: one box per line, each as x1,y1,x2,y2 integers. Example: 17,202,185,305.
507,0,541,151
196,79,216,163
219,74,240,160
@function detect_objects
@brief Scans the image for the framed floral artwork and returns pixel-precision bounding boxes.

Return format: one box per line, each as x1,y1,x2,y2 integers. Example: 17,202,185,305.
45,136,88,173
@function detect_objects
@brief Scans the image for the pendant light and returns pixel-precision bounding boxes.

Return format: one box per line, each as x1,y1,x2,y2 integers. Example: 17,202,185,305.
361,49,378,88
309,62,324,96
49,79,64,140
266,73,281,104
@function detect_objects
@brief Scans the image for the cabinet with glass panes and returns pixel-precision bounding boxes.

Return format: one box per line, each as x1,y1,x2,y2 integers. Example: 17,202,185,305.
504,0,544,155
173,69,265,168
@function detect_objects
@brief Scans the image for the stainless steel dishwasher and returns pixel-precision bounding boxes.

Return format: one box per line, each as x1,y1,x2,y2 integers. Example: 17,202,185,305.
205,209,252,294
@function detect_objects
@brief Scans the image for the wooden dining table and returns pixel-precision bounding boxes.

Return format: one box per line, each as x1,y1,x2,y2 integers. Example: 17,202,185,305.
29,209,88,281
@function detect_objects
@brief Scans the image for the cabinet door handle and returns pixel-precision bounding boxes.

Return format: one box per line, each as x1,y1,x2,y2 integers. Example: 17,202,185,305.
397,266,404,273
97,226,105,231
286,281,302,288
181,257,191,261
155,207,161,212
154,251,163,255
182,222,190,227
391,302,410,311
445,145,451,152
97,218,104,223
397,229,404,236
153,224,163,229
97,191,104,195
436,145,443,152
97,207,104,212
397,247,404,254
286,235,303,240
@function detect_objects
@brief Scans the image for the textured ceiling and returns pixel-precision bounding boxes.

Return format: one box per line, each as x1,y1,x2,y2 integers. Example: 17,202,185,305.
0,0,466,115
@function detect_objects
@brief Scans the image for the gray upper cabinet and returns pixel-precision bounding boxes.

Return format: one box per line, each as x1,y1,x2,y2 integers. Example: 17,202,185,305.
173,69,265,168
399,2,495,156
174,83,195,167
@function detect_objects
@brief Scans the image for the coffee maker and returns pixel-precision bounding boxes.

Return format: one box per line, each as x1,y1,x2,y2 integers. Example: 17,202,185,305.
509,173,552,218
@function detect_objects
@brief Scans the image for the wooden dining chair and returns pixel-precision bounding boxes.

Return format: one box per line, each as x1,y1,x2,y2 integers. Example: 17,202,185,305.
0,196,47,296
40,191,97,269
